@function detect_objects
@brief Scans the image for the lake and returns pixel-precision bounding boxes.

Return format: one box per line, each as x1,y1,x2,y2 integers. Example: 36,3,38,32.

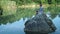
0,6,60,34
0,14,60,34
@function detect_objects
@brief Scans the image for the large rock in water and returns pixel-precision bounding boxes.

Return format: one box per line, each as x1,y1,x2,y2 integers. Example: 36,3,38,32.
24,13,56,34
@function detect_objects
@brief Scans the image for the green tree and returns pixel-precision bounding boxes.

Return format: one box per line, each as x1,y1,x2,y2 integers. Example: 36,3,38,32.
47,0,52,4
55,0,60,4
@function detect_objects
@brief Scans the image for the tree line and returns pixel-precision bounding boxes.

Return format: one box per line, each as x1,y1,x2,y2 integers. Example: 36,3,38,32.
11,0,60,5
0,0,60,5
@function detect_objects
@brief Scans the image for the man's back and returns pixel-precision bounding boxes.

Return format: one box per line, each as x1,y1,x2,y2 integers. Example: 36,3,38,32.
38,6,44,14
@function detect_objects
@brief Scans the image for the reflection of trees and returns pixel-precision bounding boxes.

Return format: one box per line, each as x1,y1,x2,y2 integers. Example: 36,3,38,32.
0,5,60,25
0,8,35,25
50,14,57,19
0,15,16,25
47,5,60,19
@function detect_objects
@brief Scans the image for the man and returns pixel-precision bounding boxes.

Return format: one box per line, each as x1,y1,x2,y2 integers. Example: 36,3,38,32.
38,3,44,14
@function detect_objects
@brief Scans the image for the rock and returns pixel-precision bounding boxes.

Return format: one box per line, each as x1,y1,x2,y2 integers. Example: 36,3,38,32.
24,13,56,34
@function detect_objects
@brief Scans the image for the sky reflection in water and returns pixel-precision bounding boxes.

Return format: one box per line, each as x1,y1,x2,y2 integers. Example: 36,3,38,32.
0,15,60,34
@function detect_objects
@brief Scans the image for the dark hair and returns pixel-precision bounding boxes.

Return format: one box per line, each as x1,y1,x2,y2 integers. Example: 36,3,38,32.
36,10,38,15
39,2,42,6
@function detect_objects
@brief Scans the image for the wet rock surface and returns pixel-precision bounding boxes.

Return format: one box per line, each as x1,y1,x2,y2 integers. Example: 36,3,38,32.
24,13,56,33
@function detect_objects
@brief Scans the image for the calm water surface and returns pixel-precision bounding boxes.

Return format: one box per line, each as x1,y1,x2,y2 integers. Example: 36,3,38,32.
0,14,60,34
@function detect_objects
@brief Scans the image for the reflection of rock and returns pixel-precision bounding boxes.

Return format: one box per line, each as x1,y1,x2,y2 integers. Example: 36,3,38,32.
24,13,56,34
25,31,48,34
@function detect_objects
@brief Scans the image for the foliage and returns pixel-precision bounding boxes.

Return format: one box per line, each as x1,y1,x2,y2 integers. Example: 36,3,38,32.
55,0,60,4
0,0,17,16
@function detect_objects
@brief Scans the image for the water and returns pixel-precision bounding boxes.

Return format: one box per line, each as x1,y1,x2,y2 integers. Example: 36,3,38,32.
0,14,60,34
0,5,60,34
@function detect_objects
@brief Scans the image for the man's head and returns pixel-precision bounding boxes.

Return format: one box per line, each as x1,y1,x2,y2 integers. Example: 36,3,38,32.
39,2,42,7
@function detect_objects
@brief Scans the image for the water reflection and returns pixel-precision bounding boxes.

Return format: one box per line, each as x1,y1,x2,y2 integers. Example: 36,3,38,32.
0,12,59,25
0,5,60,34
0,6,60,25
0,14,60,34
51,15,60,34
0,18,26,34
24,31,48,34
0,15,16,25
